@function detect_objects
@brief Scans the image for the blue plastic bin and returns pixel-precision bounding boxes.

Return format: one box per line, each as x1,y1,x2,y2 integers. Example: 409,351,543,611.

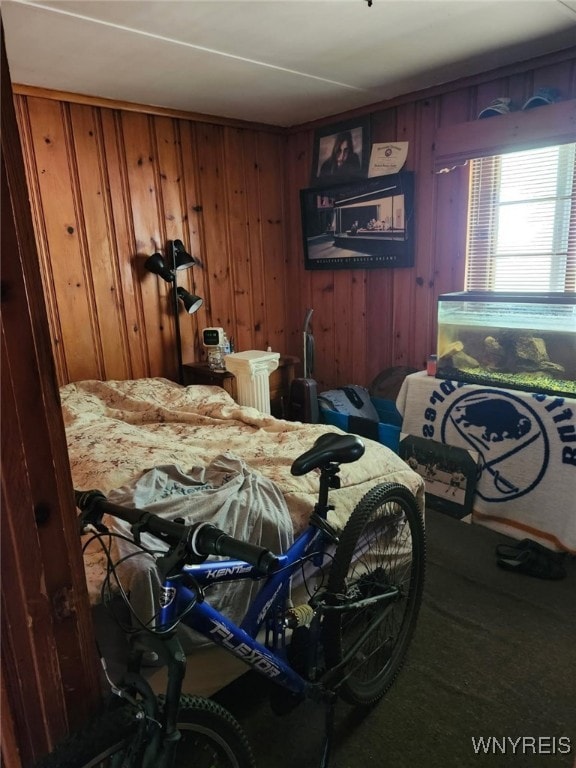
320,396,402,453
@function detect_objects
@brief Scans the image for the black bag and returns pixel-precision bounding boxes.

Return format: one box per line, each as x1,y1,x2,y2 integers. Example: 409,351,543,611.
287,378,319,423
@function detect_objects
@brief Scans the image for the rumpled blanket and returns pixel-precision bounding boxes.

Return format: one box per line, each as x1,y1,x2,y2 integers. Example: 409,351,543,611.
63,378,426,605
104,454,293,647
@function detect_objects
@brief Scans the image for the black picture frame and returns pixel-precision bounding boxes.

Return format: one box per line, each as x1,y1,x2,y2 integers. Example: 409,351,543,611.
310,117,370,187
399,434,480,521
300,172,415,270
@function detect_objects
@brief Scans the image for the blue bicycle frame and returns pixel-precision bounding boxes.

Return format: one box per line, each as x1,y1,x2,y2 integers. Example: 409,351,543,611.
157,522,331,699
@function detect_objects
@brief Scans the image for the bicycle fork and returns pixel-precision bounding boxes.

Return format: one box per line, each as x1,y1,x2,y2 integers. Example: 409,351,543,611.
128,631,187,768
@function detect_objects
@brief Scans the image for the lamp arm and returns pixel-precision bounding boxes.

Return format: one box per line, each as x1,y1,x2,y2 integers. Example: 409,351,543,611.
172,275,185,385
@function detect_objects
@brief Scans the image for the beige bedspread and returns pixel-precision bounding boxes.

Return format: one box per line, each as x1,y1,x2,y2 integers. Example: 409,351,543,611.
61,378,425,603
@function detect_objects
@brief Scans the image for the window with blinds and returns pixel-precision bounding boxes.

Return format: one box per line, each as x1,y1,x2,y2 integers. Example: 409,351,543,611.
465,143,576,292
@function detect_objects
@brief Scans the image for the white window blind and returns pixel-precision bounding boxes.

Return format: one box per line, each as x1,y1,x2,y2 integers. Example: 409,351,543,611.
465,143,576,292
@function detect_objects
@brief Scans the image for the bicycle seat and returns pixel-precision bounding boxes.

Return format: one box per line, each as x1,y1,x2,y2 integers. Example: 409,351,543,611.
290,433,365,476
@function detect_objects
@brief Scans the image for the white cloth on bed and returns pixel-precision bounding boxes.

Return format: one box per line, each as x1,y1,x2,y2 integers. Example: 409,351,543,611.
105,454,293,649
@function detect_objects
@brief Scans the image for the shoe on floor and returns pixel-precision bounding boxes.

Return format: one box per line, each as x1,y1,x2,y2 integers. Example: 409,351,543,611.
496,541,566,580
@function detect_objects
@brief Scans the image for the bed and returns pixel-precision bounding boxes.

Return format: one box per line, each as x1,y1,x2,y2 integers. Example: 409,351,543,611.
61,377,425,693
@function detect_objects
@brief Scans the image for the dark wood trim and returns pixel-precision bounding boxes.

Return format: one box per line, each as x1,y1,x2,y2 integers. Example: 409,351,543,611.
434,98,576,169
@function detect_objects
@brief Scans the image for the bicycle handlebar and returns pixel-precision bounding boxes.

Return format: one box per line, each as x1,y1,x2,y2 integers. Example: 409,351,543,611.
75,489,280,575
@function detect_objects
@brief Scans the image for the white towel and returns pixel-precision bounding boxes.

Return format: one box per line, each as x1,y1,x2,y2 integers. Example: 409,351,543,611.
397,372,576,553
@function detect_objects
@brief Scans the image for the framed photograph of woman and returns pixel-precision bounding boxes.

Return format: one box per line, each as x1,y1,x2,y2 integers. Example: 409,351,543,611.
311,117,370,187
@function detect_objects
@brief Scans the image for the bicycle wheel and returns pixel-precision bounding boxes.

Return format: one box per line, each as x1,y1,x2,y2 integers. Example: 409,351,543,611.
35,695,254,768
323,482,425,706
170,694,255,768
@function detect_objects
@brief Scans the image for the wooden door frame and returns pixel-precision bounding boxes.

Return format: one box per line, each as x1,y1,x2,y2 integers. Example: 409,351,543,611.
1,18,100,767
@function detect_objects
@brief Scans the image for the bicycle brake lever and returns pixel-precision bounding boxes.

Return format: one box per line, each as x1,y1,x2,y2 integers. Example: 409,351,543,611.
80,519,109,536
76,490,109,535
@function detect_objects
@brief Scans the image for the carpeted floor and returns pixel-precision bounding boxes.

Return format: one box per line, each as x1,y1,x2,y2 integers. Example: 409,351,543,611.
214,511,576,768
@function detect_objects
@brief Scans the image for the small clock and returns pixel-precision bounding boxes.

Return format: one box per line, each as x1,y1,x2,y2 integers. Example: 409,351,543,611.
202,327,225,348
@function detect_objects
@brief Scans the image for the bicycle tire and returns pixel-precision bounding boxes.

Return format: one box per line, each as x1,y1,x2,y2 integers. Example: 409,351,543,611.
169,694,255,768
323,482,425,706
34,695,255,768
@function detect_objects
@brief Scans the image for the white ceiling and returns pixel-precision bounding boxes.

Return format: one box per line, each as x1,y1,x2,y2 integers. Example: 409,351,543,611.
2,0,576,127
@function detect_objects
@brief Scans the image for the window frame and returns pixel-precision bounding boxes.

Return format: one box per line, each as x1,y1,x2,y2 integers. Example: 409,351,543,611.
433,98,576,294
465,143,576,292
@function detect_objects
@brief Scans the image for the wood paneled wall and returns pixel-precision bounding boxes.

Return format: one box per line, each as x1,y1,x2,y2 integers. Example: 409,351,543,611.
284,49,576,390
14,49,576,394
14,100,289,384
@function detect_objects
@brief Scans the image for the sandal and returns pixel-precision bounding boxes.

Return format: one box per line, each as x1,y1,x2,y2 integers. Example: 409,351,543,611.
496,544,566,580
495,538,535,559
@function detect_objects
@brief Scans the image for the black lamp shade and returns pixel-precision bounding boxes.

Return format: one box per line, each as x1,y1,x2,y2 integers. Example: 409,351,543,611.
145,253,173,282
172,240,196,270
177,287,203,314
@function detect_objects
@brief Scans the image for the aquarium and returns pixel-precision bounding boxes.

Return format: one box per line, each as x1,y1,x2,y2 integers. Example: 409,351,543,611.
436,292,576,398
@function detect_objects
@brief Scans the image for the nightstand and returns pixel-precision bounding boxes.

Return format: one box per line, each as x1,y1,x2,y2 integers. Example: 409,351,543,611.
182,356,298,418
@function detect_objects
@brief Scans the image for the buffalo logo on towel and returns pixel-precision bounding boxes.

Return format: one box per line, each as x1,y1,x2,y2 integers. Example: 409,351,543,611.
441,390,549,502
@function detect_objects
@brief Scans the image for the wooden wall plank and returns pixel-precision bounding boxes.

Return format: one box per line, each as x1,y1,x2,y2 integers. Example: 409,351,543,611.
349,269,368,385
282,128,313,374
332,271,352,383
364,108,397,384
223,128,254,353
439,87,474,126
196,124,235,334
389,102,418,374
310,270,335,390
179,120,210,362
240,130,266,353
530,60,574,102
255,130,288,352
410,98,439,371
100,108,149,378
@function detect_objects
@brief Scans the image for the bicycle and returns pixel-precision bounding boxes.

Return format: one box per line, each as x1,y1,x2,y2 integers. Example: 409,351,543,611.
36,431,425,768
